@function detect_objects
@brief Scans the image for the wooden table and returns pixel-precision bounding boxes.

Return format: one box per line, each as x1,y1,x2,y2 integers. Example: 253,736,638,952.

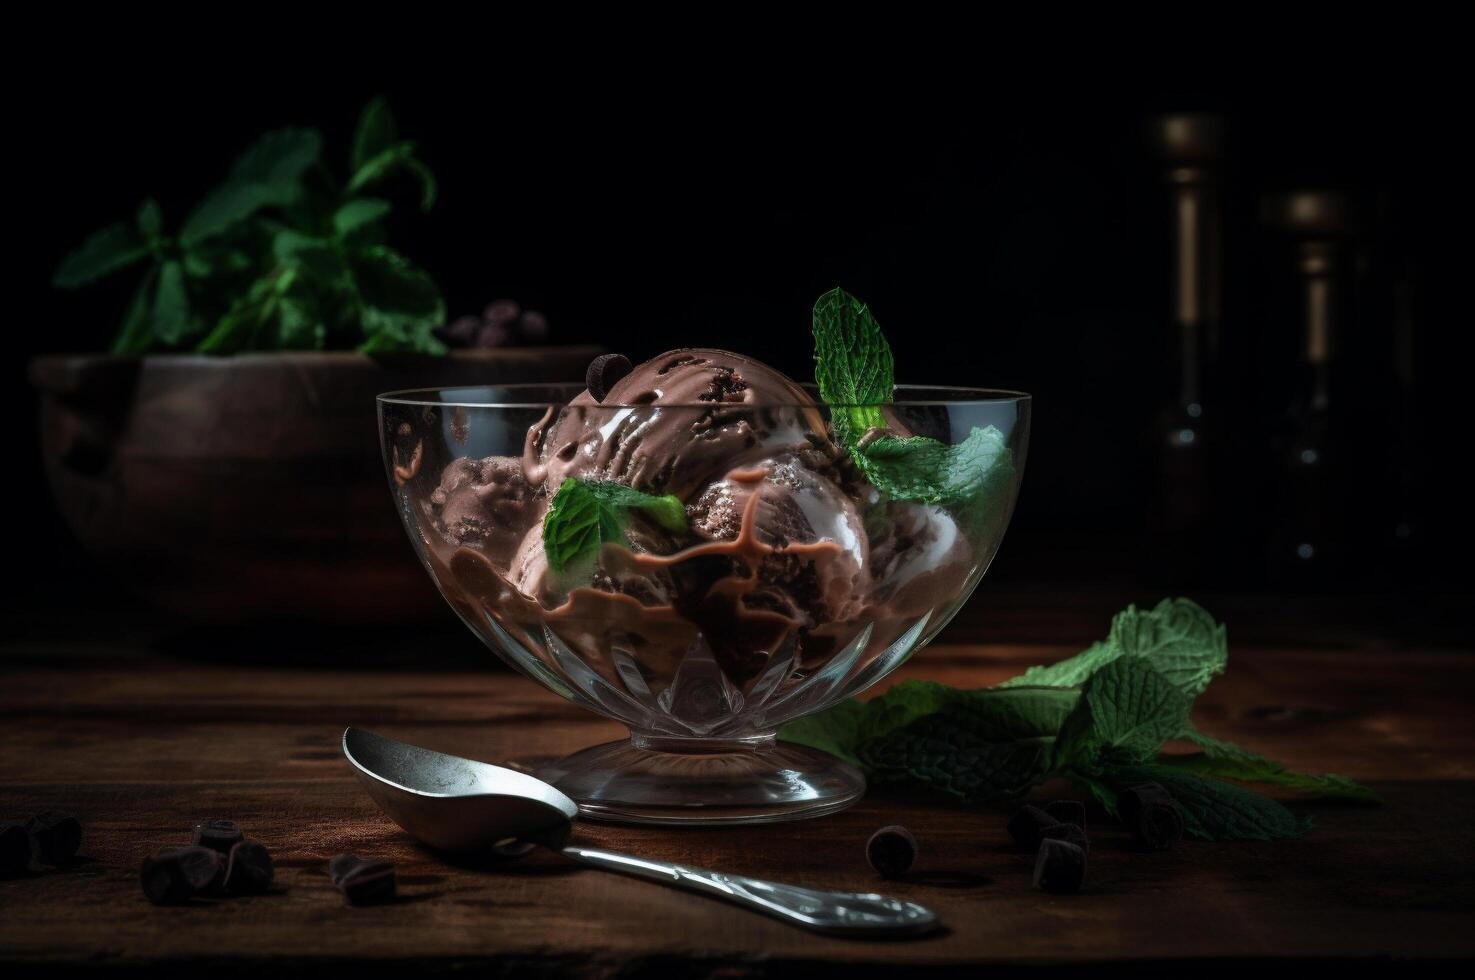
2,611,1472,974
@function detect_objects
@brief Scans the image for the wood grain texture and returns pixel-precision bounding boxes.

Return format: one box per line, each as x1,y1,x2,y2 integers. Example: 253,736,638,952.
2,622,1473,975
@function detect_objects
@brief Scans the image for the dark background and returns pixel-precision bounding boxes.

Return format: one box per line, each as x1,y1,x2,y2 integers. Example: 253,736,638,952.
9,62,1469,628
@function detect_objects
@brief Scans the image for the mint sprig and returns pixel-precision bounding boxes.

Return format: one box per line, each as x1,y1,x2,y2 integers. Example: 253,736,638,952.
810,287,1015,514
779,597,1375,841
542,478,686,574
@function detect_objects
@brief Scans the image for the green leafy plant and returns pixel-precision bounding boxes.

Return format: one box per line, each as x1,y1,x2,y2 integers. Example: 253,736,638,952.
780,598,1377,841
542,478,687,574
811,287,1015,514
52,97,444,355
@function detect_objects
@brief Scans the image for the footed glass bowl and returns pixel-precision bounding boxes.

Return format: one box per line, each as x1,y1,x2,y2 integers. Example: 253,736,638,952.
379,382,1029,824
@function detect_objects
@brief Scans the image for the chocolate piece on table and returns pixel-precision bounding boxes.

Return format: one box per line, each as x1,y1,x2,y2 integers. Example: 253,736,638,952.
1033,838,1087,894
474,323,512,349
1132,800,1186,850
224,839,275,893
1117,782,1174,826
1044,799,1087,832
1,822,33,875
157,845,227,893
27,811,82,865
1007,804,1061,852
1041,821,1091,853
585,354,634,403
330,853,397,906
141,846,223,905
192,819,244,854
866,825,917,879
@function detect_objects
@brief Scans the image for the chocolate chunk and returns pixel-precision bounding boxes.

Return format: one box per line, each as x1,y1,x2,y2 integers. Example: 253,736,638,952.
1,823,33,875
1117,782,1173,825
1041,821,1091,853
157,845,227,894
866,825,917,879
1118,782,1184,849
1044,799,1087,832
474,322,512,349
1007,804,1060,851
141,846,222,905
330,853,396,906
27,811,82,865
585,354,633,402
1133,800,1186,850
224,839,274,893
1033,838,1087,894
192,819,244,854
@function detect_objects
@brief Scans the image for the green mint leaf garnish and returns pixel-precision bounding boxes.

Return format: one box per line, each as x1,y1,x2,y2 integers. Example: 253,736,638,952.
1166,729,1379,802
542,478,686,574
999,597,1227,697
779,598,1373,839
810,287,1017,517
853,425,1015,508
812,287,893,447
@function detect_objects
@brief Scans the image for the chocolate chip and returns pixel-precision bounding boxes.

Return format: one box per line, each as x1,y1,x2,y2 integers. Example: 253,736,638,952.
330,853,396,906
1033,838,1087,894
586,354,633,402
866,825,917,879
141,846,222,905
224,839,274,893
27,811,82,865
1044,799,1087,832
1041,821,1090,853
1,823,33,875
1133,800,1185,850
1007,804,1060,851
192,819,244,854
157,845,227,894
474,322,512,349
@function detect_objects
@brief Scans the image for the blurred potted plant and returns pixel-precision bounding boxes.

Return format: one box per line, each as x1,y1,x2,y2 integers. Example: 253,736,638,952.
32,98,597,623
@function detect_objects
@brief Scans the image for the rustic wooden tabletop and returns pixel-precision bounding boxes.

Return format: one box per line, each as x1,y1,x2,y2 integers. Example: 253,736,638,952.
2,608,1472,975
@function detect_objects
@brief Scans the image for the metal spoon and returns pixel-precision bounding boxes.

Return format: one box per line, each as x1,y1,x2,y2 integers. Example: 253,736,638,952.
342,727,939,936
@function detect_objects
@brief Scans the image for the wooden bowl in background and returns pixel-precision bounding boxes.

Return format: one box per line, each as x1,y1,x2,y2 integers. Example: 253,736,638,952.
29,348,601,624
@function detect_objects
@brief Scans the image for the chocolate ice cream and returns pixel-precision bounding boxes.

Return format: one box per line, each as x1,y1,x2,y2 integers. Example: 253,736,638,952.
412,348,982,731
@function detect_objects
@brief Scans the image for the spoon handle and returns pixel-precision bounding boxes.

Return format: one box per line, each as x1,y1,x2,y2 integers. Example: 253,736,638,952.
560,845,939,935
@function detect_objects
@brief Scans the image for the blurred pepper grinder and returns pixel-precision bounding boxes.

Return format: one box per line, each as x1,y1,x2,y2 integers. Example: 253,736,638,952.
1262,190,1351,586
1147,113,1224,585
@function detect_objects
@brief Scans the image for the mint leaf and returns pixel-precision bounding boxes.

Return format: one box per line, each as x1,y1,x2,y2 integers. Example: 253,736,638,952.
348,142,437,211
333,198,392,239
351,245,442,319
542,478,687,574
52,221,148,288
151,260,194,345
1000,598,1226,697
198,267,299,354
351,97,398,174
780,681,1078,762
854,425,1015,509
1055,659,1192,768
860,712,1056,803
137,198,164,246
811,287,892,446
1167,729,1377,802
180,128,322,247
110,267,159,355
1101,763,1313,841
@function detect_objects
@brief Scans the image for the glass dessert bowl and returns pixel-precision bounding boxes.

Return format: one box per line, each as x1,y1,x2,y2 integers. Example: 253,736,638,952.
378,348,1029,824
